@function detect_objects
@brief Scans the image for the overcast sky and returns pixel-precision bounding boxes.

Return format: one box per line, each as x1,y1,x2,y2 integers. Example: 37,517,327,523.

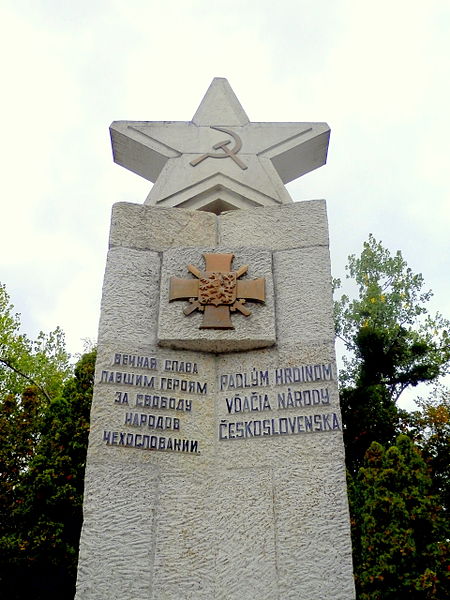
1,0,449,387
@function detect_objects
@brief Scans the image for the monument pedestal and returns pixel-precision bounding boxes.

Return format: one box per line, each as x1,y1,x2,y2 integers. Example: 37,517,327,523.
75,200,355,599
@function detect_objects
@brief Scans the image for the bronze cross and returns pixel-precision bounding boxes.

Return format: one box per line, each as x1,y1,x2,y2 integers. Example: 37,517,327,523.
169,253,265,329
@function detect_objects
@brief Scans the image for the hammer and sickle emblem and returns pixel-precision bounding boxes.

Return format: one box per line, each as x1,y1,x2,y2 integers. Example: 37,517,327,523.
190,126,248,170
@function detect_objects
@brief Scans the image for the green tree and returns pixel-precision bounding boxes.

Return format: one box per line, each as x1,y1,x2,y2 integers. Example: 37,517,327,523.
0,284,72,573
334,235,450,472
0,283,95,599
402,386,450,515
335,238,450,598
0,351,95,599
0,283,70,402
352,435,449,599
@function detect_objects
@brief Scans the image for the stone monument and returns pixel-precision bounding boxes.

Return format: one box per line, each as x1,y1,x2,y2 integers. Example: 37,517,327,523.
75,78,356,599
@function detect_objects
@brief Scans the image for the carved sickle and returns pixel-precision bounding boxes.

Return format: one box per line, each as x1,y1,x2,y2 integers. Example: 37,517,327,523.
190,126,247,170
211,126,242,155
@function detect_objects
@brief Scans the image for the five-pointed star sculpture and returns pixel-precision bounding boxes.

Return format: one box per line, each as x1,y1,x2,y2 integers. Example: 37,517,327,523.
110,78,330,213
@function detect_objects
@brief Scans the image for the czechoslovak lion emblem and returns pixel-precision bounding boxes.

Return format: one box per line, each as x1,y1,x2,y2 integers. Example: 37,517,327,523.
169,253,265,329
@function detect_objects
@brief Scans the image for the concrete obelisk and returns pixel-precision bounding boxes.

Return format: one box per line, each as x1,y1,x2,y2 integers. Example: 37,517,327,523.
75,78,355,599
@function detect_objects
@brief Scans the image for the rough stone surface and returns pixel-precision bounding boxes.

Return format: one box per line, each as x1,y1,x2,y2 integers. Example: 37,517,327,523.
75,462,156,599
109,203,217,250
76,201,355,599
219,199,329,250
97,247,161,347
273,245,335,346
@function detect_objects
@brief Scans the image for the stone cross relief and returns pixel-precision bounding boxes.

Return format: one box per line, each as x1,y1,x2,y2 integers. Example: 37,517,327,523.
169,253,265,329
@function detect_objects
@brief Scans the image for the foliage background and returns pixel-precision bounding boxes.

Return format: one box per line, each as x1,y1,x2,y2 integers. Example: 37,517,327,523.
335,237,450,598
0,284,95,599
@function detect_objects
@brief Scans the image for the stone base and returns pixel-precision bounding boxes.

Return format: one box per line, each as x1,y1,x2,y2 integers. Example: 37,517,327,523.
75,200,355,599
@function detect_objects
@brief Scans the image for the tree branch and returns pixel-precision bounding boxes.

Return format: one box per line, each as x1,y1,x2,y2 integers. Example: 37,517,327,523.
0,356,51,402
